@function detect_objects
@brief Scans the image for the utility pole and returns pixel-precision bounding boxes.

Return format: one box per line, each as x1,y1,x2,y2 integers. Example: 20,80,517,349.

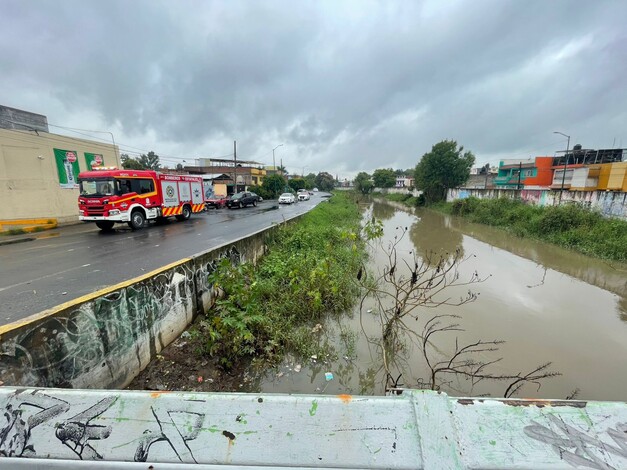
517,161,522,190
272,144,283,174
553,132,570,204
233,140,237,195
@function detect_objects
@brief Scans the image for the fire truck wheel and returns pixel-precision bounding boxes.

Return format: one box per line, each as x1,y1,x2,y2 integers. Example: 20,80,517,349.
128,210,146,230
176,205,192,221
95,221,115,231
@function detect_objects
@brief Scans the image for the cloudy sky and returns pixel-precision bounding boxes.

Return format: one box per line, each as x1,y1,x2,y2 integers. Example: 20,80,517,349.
2,0,626,178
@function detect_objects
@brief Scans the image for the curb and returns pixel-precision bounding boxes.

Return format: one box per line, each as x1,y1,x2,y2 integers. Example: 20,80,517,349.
0,237,36,247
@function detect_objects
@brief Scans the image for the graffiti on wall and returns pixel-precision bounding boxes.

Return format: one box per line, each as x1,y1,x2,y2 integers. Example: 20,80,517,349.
0,265,195,389
524,414,627,470
1,388,626,467
0,389,205,463
0,245,245,390
448,188,627,220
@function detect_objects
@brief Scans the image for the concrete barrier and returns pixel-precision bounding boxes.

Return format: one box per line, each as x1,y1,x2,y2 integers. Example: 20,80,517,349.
0,387,625,468
448,188,627,220
0,222,288,390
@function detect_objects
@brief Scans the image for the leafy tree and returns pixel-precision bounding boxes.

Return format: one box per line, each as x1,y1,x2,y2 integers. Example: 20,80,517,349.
288,178,306,192
414,140,475,204
315,172,335,191
354,172,374,194
248,185,272,200
262,174,287,198
373,168,396,188
138,151,161,170
277,165,288,176
121,153,145,170
304,173,316,189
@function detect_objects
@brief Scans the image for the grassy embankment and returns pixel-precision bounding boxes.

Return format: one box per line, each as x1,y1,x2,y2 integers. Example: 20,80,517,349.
380,192,627,262
192,192,364,368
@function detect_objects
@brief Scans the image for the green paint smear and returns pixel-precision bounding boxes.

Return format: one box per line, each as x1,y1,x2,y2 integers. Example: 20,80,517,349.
373,448,382,454
256,410,260,415
287,432,293,437
309,400,318,416
489,440,496,446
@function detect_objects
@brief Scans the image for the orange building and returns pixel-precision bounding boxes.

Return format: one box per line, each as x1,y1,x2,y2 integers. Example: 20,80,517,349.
521,157,554,188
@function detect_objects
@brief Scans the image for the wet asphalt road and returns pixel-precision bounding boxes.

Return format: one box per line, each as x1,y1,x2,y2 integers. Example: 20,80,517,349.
0,194,328,324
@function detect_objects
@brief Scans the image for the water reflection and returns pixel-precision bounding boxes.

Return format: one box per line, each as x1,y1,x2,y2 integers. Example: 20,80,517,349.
409,211,465,260
259,199,627,401
372,200,396,221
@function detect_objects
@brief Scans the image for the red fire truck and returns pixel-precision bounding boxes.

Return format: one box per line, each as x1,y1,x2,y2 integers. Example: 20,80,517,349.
78,168,205,230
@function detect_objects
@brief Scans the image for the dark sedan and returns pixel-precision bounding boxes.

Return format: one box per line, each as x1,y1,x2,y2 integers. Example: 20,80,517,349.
226,191,259,209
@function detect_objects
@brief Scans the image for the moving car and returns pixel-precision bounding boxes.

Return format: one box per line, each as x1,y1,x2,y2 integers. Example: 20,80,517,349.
278,192,296,204
312,187,319,192
205,195,228,209
226,191,259,209
297,189,310,201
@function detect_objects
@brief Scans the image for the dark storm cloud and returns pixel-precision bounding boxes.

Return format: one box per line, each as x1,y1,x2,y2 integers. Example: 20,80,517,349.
1,0,626,175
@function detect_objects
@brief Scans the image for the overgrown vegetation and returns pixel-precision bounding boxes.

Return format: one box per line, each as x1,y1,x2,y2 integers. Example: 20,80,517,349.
446,197,627,261
193,192,364,368
382,192,420,207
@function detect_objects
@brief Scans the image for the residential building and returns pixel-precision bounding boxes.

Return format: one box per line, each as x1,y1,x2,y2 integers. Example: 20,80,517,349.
550,146,625,190
495,157,553,189
395,176,415,188
186,158,266,194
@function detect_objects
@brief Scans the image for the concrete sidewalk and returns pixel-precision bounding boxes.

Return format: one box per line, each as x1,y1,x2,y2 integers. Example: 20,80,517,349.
0,218,65,246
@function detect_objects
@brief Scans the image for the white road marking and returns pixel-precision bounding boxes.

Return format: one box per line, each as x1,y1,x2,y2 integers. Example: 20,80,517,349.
0,264,92,293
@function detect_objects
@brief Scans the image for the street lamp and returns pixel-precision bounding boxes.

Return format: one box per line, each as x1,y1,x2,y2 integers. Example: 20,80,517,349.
553,131,571,198
272,144,283,172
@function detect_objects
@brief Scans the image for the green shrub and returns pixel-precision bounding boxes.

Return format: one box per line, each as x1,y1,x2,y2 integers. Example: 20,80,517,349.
435,197,627,262
196,192,365,368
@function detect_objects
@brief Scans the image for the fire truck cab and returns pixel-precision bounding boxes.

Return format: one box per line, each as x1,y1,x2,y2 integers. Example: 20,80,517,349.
78,168,205,230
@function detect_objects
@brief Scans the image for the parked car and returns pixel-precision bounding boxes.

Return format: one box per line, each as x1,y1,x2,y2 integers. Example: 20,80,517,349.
278,192,296,204
205,195,228,209
226,191,259,209
297,189,310,201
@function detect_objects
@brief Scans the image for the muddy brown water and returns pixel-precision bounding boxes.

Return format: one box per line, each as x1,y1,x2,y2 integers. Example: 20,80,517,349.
258,200,627,401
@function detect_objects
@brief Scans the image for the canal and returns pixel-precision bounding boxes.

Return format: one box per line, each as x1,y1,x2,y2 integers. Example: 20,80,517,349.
259,199,627,401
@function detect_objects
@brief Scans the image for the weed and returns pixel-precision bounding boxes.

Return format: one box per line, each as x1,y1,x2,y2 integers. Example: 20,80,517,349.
195,192,365,369
3,228,26,236
439,198,627,261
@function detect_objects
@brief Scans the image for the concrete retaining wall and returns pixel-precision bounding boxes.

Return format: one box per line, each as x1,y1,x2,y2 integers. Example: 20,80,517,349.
448,187,627,220
0,224,286,390
1,387,625,468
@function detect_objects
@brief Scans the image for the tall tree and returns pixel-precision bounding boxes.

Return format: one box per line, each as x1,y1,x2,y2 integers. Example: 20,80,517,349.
262,174,287,198
304,172,316,189
354,172,374,194
414,140,475,204
138,151,161,170
373,168,396,188
121,153,145,170
288,178,306,192
315,172,335,191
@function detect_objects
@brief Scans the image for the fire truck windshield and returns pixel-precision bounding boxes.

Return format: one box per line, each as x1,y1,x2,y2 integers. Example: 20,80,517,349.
80,179,115,197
